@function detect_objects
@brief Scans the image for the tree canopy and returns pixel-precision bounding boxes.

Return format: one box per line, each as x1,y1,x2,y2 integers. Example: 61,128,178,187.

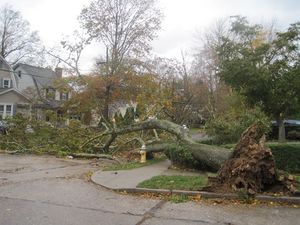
217,17,300,141
0,5,42,65
79,0,163,75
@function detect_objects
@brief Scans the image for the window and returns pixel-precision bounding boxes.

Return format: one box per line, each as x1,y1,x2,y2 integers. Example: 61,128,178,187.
0,104,13,118
61,93,68,101
0,105,4,118
18,71,22,78
6,105,12,115
3,79,10,88
45,88,55,100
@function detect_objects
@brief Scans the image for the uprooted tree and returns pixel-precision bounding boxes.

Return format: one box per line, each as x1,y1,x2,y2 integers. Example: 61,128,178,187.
85,118,297,195
82,118,231,171
204,122,276,194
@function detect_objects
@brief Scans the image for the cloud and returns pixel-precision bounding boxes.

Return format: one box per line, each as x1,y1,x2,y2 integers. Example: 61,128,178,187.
0,0,299,68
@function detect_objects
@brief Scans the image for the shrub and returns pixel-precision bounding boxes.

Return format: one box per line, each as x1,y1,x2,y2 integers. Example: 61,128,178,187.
164,144,210,170
205,107,270,144
267,142,300,173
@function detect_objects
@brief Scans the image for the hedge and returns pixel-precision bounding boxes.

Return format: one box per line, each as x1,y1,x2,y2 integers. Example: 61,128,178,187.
267,143,300,173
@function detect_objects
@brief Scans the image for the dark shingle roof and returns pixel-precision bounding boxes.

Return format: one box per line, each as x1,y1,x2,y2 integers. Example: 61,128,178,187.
14,63,57,88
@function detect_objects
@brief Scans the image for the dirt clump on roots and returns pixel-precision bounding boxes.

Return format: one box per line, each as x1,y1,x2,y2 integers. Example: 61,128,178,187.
204,122,298,196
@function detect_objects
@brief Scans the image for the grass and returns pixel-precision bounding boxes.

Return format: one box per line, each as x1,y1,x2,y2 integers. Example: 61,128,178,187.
167,194,189,203
103,157,166,171
294,175,300,191
137,175,208,191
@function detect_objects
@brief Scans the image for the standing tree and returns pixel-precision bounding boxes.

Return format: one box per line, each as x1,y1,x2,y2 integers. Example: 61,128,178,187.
191,19,232,119
217,17,300,142
0,5,42,65
79,0,163,119
46,31,91,77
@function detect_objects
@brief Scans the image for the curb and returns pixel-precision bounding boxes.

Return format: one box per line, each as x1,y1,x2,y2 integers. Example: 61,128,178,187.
117,188,300,204
91,172,300,205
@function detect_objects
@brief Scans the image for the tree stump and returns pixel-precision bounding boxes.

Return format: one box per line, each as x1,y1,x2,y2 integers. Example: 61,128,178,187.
208,122,277,195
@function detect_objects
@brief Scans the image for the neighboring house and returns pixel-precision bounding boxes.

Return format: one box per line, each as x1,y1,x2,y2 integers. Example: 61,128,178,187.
13,63,70,121
14,64,69,102
0,56,31,119
0,55,70,120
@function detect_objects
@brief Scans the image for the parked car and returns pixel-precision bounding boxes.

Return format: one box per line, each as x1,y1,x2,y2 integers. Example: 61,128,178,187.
270,119,300,140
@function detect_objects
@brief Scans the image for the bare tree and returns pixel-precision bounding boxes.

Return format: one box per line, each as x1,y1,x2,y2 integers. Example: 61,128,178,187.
191,19,231,118
46,31,91,77
0,5,42,65
79,0,163,119
79,0,163,74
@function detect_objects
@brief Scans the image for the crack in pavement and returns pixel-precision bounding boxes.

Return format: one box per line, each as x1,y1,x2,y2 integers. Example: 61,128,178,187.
0,163,87,175
0,175,87,187
135,200,166,225
0,196,143,218
148,215,235,225
0,164,94,187
134,200,233,225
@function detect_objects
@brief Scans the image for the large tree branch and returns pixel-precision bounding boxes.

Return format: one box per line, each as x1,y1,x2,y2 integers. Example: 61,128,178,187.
82,118,231,171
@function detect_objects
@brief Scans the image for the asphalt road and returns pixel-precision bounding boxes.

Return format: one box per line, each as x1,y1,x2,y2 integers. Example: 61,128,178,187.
0,154,299,225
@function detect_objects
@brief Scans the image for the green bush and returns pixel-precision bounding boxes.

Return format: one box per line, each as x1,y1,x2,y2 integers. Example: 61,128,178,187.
164,144,209,170
205,107,270,144
267,142,300,173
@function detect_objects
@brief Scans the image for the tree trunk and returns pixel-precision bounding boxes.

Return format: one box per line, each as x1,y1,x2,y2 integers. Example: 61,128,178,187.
89,119,298,194
103,85,111,120
92,118,231,171
277,114,286,143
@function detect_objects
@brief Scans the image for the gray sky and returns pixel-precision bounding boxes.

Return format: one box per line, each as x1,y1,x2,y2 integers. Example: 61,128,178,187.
1,0,300,71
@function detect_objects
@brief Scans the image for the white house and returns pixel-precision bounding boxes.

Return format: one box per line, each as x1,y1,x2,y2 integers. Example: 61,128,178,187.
0,56,31,118
0,55,70,120
13,64,69,102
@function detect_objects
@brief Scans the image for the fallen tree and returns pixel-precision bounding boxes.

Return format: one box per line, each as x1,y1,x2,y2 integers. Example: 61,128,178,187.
204,123,276,193
204,122,297,195
83,118,299,195
82,118,231,171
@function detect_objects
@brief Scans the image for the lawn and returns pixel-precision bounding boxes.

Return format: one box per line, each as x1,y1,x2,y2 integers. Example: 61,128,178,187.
295,175,300,191
137,175,208,191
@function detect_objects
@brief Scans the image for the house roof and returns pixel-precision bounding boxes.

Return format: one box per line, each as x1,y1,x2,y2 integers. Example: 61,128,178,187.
0,55,17,88
0,88,31,102
14,63,57,88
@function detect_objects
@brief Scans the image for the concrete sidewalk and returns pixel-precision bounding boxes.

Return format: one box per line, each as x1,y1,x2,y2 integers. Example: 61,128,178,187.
91,160,172,190
91,159,300,204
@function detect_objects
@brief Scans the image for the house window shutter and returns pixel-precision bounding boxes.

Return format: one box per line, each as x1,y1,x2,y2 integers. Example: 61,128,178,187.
13,104,17,116
10,79,13,88
0,78,3,88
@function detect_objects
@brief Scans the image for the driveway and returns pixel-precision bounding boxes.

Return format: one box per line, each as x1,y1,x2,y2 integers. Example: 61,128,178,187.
0,154,299,225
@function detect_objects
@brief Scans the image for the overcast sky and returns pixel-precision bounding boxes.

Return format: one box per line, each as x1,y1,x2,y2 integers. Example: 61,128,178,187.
1,0,300,71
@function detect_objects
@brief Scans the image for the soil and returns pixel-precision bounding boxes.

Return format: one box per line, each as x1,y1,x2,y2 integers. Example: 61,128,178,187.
204,122,298,196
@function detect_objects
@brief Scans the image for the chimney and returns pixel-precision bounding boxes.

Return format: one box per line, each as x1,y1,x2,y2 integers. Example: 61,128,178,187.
55,67,63,78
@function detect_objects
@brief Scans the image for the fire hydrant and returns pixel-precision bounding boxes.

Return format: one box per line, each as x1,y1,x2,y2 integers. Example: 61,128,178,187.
139,144,147,163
